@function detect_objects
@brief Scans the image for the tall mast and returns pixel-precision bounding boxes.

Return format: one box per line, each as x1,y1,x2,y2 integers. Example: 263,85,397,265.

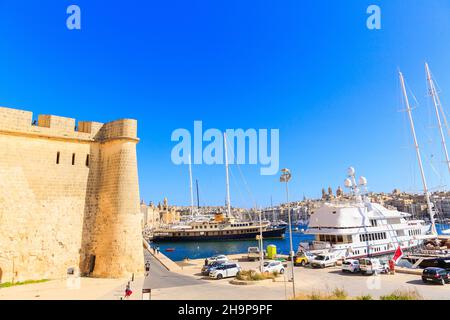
399,71,437,236
223,133,231,217
426,62,450,175
196,179,200,208
188,154,194,219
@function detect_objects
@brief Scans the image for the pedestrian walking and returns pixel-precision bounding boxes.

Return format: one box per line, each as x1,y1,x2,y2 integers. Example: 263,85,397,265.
124,281,133,300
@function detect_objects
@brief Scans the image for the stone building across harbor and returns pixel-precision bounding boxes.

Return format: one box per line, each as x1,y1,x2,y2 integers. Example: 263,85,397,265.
0,106,144,283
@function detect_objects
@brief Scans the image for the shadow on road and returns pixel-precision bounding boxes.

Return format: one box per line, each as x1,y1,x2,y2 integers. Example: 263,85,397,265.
328,270,361,277
406,279,441,286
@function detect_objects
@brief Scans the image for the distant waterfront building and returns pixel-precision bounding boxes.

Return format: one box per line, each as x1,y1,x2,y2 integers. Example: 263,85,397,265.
141,197,180,228
141,201,161,228
259,187,450,224
431,193,450,219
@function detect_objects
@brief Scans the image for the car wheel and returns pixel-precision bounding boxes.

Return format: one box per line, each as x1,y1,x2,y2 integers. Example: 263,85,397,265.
280,268,285,274
422,278,427,283
217,274,223,280
301,260,306,266
321,264,325,268
441,278,445,286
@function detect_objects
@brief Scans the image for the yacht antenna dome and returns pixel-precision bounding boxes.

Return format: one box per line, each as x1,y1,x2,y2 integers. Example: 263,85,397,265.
358,176,367,186
347,167,355,177
344,178,352,188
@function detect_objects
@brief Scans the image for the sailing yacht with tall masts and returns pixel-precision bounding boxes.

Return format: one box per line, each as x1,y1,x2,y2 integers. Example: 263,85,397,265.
424,63,450,235
300,70,442,260
151,133,286,242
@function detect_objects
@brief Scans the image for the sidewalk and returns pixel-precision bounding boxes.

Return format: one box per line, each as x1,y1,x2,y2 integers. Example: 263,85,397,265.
0,277,130,300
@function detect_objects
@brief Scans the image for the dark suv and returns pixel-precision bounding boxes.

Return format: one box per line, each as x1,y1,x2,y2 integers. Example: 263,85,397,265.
422,267,450,285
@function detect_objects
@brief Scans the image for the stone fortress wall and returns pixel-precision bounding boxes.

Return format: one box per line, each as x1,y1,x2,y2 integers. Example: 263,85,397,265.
0,106,144,283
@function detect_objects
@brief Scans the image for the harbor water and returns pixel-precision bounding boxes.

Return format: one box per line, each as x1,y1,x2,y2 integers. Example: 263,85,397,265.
151,230,314,261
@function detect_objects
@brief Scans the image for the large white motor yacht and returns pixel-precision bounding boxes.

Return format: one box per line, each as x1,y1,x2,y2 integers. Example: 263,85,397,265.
301,167,433,259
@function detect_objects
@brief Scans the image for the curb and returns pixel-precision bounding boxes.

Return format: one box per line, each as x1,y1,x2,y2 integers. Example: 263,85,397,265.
229,278,275,286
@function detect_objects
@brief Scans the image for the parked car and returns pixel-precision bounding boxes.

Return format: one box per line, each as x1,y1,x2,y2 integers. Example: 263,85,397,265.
310,253,338,268
422,267,450,285
359,258,389,275
342,259,360,273
294,251,315,266
206,255,228,265
247,247,262,261
201,261,223,276
209,262,241,279
262,260,285,274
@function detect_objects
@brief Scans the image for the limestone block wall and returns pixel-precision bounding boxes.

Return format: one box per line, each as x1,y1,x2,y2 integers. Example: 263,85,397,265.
0,135,91,282
0,106,144,283
90,138,144,277
38,115,76,133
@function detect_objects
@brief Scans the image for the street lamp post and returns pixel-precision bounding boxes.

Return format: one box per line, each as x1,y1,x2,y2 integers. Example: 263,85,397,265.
257,208,264,273
280,168,295,299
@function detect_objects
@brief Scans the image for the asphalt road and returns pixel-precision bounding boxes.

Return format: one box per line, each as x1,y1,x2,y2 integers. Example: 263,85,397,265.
143,251,201,290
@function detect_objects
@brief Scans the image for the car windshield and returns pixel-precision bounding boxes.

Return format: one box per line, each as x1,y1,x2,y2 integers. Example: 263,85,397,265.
263,262,270,267
343,261,351,265
315,256,326,261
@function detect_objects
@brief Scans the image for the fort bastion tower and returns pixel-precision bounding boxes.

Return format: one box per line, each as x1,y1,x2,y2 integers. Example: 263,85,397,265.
0,106,144,283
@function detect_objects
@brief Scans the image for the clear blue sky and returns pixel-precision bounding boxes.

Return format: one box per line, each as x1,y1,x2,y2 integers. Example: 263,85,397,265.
0,1,449,208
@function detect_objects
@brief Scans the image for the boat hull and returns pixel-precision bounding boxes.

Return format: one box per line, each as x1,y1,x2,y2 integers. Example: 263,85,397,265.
152,227,286,242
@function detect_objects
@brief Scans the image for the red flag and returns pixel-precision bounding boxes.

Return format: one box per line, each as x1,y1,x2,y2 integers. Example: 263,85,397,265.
392,245,403,264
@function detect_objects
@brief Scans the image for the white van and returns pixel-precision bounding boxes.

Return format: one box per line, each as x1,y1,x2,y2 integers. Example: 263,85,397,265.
310,253,338,268
359,258,389,275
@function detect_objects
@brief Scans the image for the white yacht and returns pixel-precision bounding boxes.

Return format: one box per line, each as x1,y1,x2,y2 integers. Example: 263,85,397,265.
300,167,433,259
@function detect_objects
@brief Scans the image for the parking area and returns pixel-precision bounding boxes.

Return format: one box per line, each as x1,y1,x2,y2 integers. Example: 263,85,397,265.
175,255,450,299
